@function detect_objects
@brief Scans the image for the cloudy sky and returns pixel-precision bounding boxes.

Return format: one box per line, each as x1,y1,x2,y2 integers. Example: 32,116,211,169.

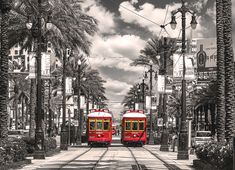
80,0,235,118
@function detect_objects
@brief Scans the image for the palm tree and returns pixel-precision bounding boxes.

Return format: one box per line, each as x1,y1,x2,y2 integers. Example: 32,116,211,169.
216,0,225,142
9,74,30,130
0,1,12,139
122,84,141,109
131,37,177,69
10,0,98,55
223,0,235,143
9,0,98,138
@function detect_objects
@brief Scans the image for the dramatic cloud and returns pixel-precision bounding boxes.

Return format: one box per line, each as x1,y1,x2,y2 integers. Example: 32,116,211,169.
89,34,146,72
81,0,116,34
119,1,205,38
193,0,208,13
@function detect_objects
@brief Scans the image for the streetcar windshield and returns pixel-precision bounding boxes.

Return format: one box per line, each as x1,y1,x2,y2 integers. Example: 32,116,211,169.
125,121,131,130
132,121,138,130
139,121,144,130
104,121,109,130
96,120,102,130
89,120,95,130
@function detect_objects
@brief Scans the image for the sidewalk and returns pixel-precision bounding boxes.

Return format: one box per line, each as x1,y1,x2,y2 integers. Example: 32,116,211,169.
144,145,196,170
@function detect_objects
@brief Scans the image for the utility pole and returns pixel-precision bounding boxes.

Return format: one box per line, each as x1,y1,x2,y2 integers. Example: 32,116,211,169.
149,64,154,144
142,78,145,111
76,59,82,145
160,37,169,151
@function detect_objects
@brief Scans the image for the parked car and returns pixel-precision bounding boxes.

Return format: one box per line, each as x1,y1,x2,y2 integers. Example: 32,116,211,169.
192,131,212,147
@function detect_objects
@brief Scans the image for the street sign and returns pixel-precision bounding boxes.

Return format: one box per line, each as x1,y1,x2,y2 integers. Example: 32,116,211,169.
157,118,163,127
66,77,73,95
41,52,51,79
173,53,195,80
29,52,51,79
157,75,165,93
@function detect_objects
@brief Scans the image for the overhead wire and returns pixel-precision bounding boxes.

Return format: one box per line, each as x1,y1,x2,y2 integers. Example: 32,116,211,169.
118,3,161,27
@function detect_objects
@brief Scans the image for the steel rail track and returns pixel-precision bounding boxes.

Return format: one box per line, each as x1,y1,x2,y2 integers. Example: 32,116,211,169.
92,147,109,170
58,147,92,170
143,147,181,170
127,147,143,170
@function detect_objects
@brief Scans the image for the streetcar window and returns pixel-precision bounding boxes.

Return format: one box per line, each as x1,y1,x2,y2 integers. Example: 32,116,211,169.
125,121,131,130
132,121,138,130
96,120,102,130
139,121,144,130
104,121,109,130
89,121,95,130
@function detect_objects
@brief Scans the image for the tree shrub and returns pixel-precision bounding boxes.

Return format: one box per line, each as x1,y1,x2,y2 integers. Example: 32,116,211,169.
195,141,233,170
0,137,27,166
22,137,36,154
44,137,57,152
22,136,57,154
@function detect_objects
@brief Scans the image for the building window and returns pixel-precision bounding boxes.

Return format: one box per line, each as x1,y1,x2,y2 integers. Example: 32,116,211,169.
15,50,18,55
48,50,51,53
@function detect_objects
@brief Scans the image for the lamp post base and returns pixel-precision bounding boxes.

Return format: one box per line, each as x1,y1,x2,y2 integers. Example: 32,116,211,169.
177,131,189,160
148,132,154,145
160,130,169,151
33,151,45,159
60,128,68,150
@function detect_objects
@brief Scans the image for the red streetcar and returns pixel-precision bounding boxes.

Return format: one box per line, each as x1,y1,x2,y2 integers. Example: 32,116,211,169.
121,110,146,146
87,109,112,146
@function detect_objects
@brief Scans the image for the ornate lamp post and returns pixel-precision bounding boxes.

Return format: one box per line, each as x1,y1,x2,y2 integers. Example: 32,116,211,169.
160,37,169,151
170,0,197,160
60,50,68,150
26,0,52,159
145,64,155,145
76,59,82,145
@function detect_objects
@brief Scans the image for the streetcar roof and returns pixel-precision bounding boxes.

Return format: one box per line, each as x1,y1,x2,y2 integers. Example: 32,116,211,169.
88,112,112,118
122,112,146,118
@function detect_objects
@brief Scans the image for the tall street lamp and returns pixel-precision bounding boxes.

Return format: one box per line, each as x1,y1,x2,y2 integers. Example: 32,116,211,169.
141,78,145,111
26,0,52,159
170,0,197,160
145,64,155,145
160,37,170,151
76,59,82,145
60,50,68,150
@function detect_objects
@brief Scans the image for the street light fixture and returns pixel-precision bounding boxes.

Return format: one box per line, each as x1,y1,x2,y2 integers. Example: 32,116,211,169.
170,0,197,160
26,0,52,159
76,59,82,145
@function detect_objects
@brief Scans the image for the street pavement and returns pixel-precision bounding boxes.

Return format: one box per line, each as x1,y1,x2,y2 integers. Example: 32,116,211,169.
17,135,196,170
144,145,196,170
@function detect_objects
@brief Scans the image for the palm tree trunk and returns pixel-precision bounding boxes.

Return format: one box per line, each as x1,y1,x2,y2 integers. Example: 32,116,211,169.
216,0,225,142
0,3,10,138
29,79,36,138
22,98,25,129
223,0,235,143
14,100,18,130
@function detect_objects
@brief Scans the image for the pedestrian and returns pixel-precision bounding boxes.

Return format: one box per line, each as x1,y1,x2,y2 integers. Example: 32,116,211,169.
117,129,120,136
70,124,75,145
172,133,178,152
